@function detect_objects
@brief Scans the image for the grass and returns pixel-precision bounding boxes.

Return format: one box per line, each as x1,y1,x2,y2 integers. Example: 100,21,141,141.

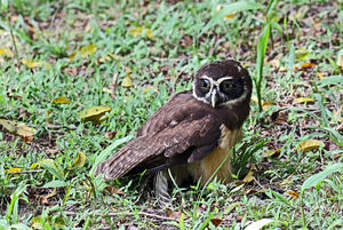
0,0,343,229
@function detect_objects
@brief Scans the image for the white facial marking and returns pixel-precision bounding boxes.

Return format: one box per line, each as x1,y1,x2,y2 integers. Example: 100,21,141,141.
211,89,217,108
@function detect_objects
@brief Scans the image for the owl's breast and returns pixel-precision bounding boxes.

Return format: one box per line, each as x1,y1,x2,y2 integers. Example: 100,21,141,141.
187,125,242,185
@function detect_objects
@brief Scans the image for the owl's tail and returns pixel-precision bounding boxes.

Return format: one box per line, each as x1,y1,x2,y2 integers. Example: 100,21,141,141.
94,136,162,181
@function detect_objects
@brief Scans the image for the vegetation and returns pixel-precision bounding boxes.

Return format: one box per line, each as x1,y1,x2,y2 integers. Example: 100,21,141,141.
0,0,342,229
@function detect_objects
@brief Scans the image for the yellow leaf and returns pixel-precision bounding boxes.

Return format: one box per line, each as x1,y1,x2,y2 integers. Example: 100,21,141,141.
295,97,315,104
80,44,97,58
78,106,112,123
68,51,77,61
251,96,258,104
121,76,133,88
262,101,274,111
7,168,21,173
0,119,37,137
31,163,40,169
317,72,325,79
285,190,299,199
52,96,71,104
224,13,235,19
264,148,281,157
242,168,255,183
295,48,310,61
297,139,324,152
22,59,42,68
72,152,87,168
0,48,13,57
129,27,154,39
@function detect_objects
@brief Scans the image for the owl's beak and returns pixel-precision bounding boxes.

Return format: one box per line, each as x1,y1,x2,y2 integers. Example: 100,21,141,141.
211,89,219,108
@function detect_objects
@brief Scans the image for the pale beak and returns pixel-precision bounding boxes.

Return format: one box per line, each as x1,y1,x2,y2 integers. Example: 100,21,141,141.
211,89,219,108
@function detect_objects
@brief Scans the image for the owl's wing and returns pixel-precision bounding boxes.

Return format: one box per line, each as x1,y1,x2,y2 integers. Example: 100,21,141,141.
94,94,222,181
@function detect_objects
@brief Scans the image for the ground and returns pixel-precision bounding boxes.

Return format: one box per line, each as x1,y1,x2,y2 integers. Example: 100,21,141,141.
0,0,342,229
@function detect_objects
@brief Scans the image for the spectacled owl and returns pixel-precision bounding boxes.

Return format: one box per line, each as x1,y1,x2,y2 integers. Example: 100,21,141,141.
95,59,252,200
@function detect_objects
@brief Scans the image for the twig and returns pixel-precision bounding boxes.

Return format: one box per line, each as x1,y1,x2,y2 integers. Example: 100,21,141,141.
64,210,180,222
109,72,118,99
7,169,43,175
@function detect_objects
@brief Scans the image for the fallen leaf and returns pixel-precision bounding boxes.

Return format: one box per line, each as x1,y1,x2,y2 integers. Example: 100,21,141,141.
0,119,37,137
224,13,235,19
336,49,343,71
72,152,87,168
0,47,13,57
210,218,223,227
317,72,325,79
295,97,315,104
121,76,133,88
78,106,112,123
264,148,281,157
31,163,40,169
285,190,299,199
52,96,71,104
166,209,182,219
295,48,310,61
80,44,97,58
295,62,316,70
297,139,324,152
22,59,43,68
23,135,34,143
245,218,275,230
105,185,124,195
242,167,255,183
129,27,154,39
104,131,117,139
6,168,21,174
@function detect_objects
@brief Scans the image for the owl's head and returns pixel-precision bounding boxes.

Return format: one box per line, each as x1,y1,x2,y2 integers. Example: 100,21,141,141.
192,60,252,108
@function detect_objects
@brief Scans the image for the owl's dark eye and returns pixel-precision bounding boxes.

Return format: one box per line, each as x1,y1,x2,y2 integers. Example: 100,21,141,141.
198,79,211,93
219,79,244,99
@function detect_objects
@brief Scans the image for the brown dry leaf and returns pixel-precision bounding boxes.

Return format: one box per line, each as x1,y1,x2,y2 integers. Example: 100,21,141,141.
264,148,281,157
121,76,133,88
52,96,71,104
295,97,315,104
72,152,87,168
78,106,112,123
210,218,223,227
104,131,117,139
297,139,324,152
0,118,37,138
0,48,13,57
105,185,124,195
23,135,34,143
129,27,154,39
285,190,299,199
166,209,182,220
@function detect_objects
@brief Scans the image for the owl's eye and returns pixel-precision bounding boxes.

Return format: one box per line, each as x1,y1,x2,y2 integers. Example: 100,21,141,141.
220,80,235,93
199,79,211,93
199,79,211,90
220,79,244,99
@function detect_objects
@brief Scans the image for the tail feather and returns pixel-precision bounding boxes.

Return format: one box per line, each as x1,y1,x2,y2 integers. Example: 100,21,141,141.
94,136,163,180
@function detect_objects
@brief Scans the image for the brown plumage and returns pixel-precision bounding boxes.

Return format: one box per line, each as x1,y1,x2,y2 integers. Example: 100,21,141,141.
95,60,252,188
